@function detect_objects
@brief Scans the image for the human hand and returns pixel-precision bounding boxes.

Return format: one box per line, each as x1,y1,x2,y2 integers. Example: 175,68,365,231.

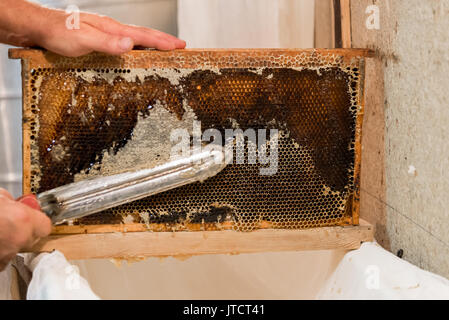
0,188,51,271
0,0,186,57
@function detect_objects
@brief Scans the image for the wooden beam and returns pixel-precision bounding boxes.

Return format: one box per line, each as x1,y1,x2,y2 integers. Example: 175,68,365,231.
27,220,374,260
350,0,388,248
340,0,352,48
333,0,342,47
333,0,352,48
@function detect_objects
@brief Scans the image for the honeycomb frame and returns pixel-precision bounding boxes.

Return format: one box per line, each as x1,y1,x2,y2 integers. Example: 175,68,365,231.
9,48,372,235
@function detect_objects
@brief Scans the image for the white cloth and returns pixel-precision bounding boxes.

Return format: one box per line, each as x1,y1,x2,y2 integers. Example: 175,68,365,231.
24,244,449,299
27,251,99,300
317,242,449,299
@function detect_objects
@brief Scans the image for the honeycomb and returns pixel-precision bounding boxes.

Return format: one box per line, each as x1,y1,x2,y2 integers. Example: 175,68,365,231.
10,49,369,234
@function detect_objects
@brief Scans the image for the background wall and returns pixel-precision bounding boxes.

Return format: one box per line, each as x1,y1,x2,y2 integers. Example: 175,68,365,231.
178,0,314,48
352,0,449,278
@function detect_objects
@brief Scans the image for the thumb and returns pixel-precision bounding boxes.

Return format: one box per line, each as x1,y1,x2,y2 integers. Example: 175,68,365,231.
17,194,41,211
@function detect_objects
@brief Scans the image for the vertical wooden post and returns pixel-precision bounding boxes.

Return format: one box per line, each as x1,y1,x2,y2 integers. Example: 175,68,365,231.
340,0,352,48
333,0,352,48
333,0,342,47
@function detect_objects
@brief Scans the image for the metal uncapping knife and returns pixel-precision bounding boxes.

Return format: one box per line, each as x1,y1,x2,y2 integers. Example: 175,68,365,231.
36,148,227,224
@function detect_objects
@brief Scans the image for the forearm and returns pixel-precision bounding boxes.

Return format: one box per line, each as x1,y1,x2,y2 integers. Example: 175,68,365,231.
0,0,50,47
0,1,43,35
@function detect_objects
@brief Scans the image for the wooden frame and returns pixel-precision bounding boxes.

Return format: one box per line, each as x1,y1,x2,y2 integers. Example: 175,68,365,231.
11,48,374,259
31,220,374,260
